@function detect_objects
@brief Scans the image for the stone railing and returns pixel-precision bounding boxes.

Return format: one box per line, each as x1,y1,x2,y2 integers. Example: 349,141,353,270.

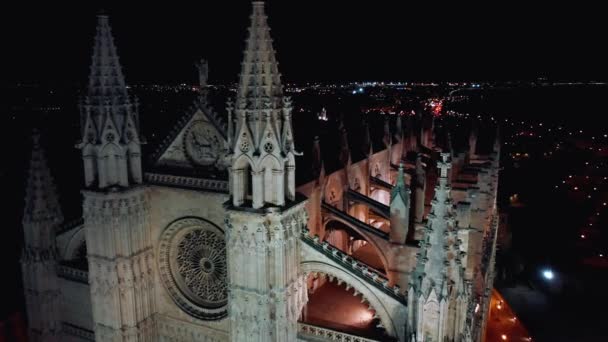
62,322,94,341
57,264,89,284
301,228,406,304
298,323,380,342
145,172,228,192
480,212,499,277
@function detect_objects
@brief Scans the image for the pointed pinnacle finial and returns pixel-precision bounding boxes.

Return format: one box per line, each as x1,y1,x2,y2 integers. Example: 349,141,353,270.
312,135,323,179
391,163,409,204
31,127,41,147
396,163,405,187
494,124,501,152
96,9,109,22
383,116,391,147
24,129,63,225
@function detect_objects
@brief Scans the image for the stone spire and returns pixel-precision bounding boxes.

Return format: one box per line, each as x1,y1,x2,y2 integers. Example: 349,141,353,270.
236,1,283,110
390,163,411,244
23,129,63,227
78,13,143,190
413,153,426,224
382,116,391,148
229,1,297,208
493,124,501,155
195,58,209,89
362,119,372,157
338,115,351,167
408,153,457,341
226,8,307,342
21,129,63,341
391,163,409,205
413,153,454,292
394,114,403,142
311,135,324,180
468,120,479,158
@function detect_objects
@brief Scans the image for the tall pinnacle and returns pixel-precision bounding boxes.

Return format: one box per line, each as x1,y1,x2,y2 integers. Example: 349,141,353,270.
23,129,63,226
79,14,143,189
390,163,411,245
362,119,372,157
338,115,351,167
229,1,297,208
412,153,455,297
391,163,409,205
311,136,324,180
87,14,128,103
237,1,283,108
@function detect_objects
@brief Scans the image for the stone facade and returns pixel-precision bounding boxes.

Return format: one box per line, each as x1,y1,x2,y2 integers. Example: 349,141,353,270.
20,2,501,342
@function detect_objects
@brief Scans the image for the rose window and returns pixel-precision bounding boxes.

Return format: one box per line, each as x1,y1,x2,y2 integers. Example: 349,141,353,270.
158,217,227,320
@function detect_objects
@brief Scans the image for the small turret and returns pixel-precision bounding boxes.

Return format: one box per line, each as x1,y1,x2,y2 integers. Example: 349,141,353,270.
195,58,209,90
78,14,143,190
228,0,297,208
413,153,426,224
362,119,372,157
382,116,391,148
338,115,351,167
311,135,324,181
21,129,63,342
390,163,411,244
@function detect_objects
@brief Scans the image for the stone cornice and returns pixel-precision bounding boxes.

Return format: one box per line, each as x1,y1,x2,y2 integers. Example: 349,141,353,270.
145,172,228,193
57,264,89,284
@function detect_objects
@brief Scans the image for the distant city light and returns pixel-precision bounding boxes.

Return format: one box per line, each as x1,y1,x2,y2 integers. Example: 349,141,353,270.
542,269,554,280
501,334,508,341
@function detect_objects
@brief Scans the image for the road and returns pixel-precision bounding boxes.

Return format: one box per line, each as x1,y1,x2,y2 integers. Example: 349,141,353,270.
485,289,532,342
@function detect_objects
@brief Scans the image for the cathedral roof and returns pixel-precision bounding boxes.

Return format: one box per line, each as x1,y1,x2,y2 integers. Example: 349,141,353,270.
23,129,64,226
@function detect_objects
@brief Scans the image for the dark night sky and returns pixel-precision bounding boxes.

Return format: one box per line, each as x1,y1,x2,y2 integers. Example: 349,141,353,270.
2,2,607,84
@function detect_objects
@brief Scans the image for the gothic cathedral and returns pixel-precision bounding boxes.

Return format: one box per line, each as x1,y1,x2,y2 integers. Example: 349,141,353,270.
21,2,501,341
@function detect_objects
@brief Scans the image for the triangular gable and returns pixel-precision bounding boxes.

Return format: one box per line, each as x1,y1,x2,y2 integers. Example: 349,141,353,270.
150,98,228,170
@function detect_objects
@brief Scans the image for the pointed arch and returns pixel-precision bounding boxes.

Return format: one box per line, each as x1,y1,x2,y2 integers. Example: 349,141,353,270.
300,262,399,340
98,142,124,187
259,154,284,205
82,143,97,187
421,290,441,342
127,141,142,183
285,152,296,201
232,154,255,206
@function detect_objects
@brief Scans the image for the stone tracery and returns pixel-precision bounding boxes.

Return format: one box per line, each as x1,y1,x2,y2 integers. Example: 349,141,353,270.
159,217,228,320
